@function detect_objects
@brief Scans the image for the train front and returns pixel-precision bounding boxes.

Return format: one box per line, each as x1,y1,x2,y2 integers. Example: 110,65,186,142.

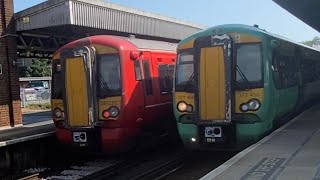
51,36,130,153
173,26,268,150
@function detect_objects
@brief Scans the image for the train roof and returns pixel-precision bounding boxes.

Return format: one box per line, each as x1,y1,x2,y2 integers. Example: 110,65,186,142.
179,24,320,54
123,36,178,52
54,35,178,57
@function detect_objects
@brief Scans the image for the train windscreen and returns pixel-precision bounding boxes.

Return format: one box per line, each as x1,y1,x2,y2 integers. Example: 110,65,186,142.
52,60,63,99
175,52,194,91
236,43,263,89
97,54,121,97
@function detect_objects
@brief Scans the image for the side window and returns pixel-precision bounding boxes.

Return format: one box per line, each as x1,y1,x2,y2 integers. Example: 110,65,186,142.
272,52,282,89
143,60,153,95
158,64,175,94
134,60,142,81
167,65,175,93
158,64,168,94
272,53,298,89
314,62,320,81
301,59,320,84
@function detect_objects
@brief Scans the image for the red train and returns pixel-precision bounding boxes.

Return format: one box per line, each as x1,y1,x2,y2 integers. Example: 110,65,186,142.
51,35,178,153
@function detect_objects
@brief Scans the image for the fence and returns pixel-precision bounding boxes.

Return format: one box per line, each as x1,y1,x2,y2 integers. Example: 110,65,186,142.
20,88,51,108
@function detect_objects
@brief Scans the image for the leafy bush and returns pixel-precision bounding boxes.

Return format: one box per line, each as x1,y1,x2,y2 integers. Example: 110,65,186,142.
26,103,51,110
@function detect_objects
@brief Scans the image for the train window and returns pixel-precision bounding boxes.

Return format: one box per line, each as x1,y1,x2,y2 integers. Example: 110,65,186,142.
236,43,263,89
301,60,318,84
52,60,63,99
167,65,175,93
314,62,320,81
273,54,298,89
158,64,168,94
158,64,174,94
175,52,194,91
143,60,153,95
134,60,142,81
272,52,283,89
97,54,121,97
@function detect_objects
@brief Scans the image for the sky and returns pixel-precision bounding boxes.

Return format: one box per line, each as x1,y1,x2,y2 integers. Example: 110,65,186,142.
13,0,320,42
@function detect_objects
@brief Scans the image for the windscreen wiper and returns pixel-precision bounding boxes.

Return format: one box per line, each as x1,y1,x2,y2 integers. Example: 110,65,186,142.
98,73,110,96
236,65,250,89
184,72,194,91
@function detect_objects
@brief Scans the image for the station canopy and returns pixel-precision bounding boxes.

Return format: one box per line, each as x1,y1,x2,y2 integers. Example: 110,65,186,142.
14,0,205,58
273,0,320,32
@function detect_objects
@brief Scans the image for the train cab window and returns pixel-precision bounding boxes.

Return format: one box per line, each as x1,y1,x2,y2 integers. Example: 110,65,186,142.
175,52,194,91
143,60,153,95
97,54,121,97
134,60,142,81
236,43,263,89
52,60,63,99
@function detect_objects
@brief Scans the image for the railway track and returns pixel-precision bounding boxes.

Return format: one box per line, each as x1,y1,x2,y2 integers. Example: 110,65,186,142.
14,146,185,180
128,155,185,180
97,150,186,180
14,148,235,180
17,173,40,180
80,159,140,180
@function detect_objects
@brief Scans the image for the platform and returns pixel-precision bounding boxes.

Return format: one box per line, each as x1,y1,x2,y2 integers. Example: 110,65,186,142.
201,103,320,180
0,111,55,147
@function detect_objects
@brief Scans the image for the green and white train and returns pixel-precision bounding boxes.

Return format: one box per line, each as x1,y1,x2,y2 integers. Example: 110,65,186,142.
173,24,320,150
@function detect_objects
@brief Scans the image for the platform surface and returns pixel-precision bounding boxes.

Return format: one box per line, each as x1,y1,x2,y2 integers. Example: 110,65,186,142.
0,111,54,147
201,103,320,180
22,111,52,125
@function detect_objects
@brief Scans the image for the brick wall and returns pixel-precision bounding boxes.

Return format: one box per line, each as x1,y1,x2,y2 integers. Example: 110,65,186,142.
0,0,22,128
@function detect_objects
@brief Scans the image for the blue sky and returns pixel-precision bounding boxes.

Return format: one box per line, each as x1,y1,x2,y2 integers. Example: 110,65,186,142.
14,0,319,42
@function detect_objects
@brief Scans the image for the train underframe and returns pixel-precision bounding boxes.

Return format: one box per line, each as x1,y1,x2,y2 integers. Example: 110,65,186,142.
177,120,273,151
55,127,140,154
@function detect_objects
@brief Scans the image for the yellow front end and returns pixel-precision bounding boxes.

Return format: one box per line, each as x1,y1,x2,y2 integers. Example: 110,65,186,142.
199,46,226,121
65,56,89,127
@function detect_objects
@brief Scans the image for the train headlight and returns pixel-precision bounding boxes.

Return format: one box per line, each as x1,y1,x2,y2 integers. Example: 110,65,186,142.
178,102,187,111
177,101,193,112
53,108,63,118
240,104,249,112
239,98,261,112
109,106,120,117
248,99,261,110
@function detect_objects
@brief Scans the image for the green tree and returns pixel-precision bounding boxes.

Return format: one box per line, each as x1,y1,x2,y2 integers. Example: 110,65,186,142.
19,59,51,77
301,36,320,47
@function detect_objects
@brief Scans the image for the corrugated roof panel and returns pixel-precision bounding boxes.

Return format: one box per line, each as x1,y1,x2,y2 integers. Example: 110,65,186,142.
15,1,71,31
15,0,205,40
69,0,204,39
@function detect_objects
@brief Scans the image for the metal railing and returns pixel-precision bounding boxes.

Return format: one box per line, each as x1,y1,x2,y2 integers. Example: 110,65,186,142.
20,88,51,108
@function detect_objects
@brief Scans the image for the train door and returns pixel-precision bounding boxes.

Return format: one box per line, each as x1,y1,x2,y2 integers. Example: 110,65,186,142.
61,47,96,128
133,58,145,117
193,34,233,124
141,52,156,122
